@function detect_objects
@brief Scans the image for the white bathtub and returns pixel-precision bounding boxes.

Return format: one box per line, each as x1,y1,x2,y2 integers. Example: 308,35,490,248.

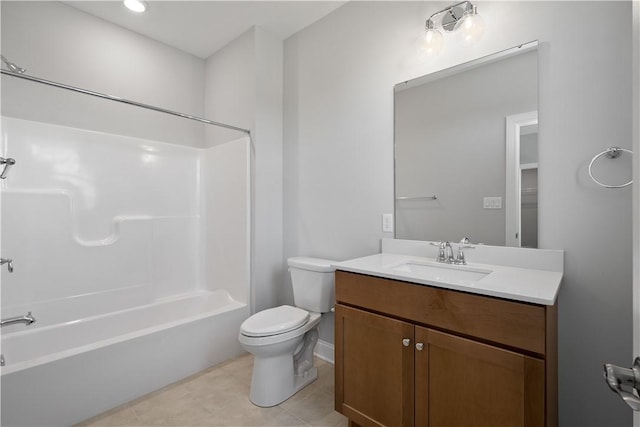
1,290,249,426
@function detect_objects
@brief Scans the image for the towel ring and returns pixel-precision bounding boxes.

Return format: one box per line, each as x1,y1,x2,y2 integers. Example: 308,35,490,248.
588,147,633,188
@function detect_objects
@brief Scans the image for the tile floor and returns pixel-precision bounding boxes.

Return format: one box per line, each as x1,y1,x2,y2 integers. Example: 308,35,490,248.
76,354,348,427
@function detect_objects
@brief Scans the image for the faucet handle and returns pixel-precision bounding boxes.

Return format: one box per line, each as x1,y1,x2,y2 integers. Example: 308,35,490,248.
429,241,447,262
455,244,475,265
444,242,456,263
0,157,15,180
439,242,447,262
0,258,13,273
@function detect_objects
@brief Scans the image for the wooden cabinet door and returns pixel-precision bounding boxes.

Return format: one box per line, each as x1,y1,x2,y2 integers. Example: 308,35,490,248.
414,327,545,427
335,304,415,427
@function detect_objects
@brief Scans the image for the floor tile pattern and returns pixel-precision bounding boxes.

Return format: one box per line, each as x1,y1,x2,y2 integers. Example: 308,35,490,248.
76,354,347,427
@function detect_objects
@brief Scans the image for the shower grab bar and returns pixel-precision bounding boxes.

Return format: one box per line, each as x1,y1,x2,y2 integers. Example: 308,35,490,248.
1,57,250,135
0,157,15,179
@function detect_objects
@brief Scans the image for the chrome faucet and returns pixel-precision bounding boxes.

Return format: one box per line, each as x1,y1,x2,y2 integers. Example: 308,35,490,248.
432,241,456,264
432,239,476,265
0,157,16,179
444,242,455,263
1,312,36,328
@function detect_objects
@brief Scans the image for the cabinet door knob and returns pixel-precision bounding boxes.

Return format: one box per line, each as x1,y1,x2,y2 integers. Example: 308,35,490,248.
415,342,424,351
402,338,411,347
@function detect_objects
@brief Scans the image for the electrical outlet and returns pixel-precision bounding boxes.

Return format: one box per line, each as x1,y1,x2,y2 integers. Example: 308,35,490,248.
382,213,394,232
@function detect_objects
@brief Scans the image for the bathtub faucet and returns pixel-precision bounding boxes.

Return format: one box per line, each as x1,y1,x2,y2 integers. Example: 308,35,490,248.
0,157,16,179
1,312,36,328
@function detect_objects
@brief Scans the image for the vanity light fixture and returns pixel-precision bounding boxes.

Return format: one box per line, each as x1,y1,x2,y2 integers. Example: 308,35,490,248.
124,0,148,13
423,1,485,54
423,19,445,55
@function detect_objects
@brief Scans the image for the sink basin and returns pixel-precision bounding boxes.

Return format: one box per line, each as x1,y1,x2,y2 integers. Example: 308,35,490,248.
390,261,492,285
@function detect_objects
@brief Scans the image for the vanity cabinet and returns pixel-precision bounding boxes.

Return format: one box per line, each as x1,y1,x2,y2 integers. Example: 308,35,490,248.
334,271,557,427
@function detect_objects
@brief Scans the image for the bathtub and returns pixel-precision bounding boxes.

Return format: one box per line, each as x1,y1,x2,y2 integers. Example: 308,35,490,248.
1,290,249,426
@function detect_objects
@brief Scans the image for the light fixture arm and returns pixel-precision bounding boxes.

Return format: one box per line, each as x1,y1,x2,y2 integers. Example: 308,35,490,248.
425,1,475,32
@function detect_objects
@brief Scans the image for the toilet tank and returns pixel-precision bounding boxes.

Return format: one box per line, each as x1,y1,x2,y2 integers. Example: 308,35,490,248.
288,257,336,313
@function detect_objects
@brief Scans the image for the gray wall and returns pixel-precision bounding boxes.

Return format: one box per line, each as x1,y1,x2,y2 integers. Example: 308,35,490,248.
283,2,633,426
0,1,206,147
203,26,285,314
205,29,256,147
395,50,537,245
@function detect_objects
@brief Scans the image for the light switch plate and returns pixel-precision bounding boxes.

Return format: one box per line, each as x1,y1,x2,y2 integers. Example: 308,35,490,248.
382,213,394,232
483,197,502,209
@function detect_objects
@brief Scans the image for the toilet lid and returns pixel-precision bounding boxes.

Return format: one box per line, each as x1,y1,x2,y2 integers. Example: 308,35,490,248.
240,305,310,337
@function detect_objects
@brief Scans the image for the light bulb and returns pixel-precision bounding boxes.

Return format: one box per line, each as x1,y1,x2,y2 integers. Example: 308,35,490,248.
423,28,444,55
457,7,485,44
419,19,444,56
124,0,147,13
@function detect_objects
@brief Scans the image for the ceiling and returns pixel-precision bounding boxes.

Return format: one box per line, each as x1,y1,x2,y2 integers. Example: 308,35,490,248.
64,1,347,59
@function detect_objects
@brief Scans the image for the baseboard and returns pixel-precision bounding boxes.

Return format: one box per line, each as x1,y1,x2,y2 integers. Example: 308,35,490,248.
314,339,334,364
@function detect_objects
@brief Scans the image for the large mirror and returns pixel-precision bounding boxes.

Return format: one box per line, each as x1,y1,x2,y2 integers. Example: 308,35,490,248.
394,42,538,247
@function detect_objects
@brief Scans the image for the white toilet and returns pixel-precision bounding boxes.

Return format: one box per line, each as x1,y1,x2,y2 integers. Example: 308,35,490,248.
238,257,336,407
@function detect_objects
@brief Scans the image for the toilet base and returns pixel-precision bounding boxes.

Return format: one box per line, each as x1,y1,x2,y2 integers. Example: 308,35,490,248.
239,312,322,408
249,356,318,407
294,365,318,393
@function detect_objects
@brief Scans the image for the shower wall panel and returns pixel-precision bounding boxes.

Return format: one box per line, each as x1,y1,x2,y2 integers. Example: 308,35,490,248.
201,139,251,305
1,117,202,317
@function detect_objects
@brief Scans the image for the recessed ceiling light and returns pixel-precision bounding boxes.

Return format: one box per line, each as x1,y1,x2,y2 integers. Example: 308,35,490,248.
123,0,147,13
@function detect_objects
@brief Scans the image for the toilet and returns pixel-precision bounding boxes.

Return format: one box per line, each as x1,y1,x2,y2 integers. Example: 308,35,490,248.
238,257,336,407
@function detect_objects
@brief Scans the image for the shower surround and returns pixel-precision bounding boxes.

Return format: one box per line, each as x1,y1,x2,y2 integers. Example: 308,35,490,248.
0,116,251,426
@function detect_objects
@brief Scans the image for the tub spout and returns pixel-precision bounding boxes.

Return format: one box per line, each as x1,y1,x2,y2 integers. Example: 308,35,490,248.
1,312,36,328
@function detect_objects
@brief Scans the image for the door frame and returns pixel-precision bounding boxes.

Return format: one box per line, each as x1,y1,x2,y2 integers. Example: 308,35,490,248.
633,0,639,425
505,110,538,247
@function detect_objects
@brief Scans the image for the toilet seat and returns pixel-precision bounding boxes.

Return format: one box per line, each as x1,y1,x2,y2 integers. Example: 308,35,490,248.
240,305,309,337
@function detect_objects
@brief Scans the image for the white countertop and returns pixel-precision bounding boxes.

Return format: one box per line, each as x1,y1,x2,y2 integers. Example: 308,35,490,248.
333,252,563,306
